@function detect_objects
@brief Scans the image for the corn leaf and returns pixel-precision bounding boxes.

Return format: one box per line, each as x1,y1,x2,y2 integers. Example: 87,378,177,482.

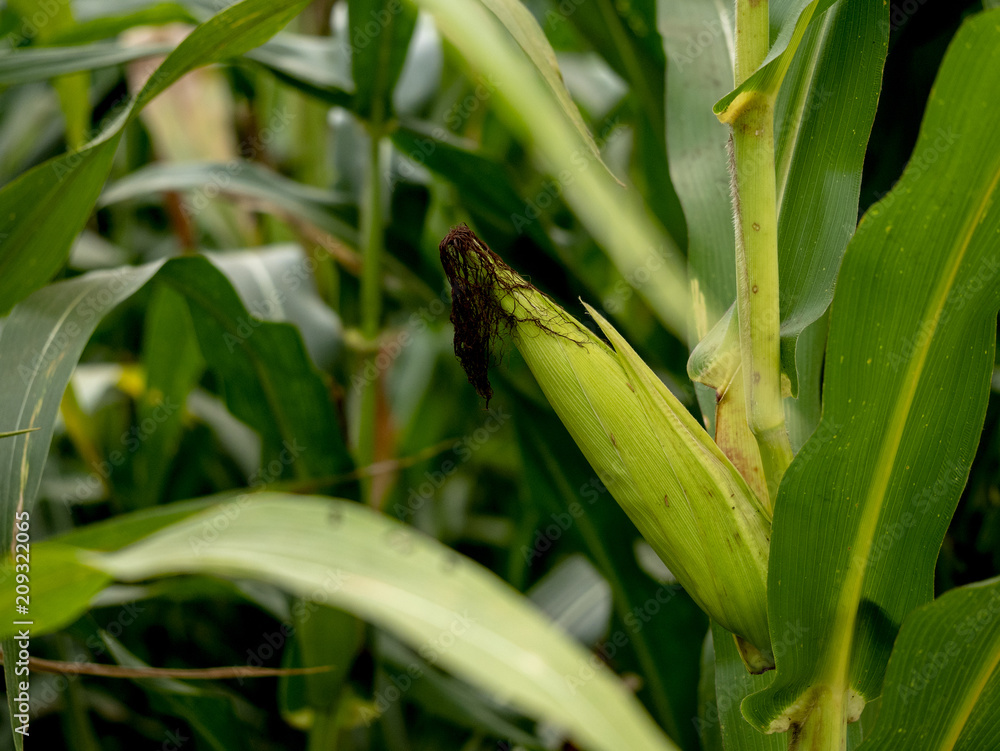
773,0,887,390
858,578,1000,750
101,160,357,242
664,0,887,382
515,404,707,750
0,41,175,85
14,495,683,751
744,9,1000,733
0,257,352,547
348,0,417,121
660,0,737,336
0,0,311,315
408,0,691,338
713,0,840,121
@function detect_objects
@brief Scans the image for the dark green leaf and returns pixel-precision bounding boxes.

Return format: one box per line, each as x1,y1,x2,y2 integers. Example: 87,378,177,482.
859,578,1000,751
0,0,312,314
744,10,1000,734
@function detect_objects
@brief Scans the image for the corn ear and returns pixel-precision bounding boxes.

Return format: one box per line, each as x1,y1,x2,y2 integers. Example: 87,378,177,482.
441,226,773,666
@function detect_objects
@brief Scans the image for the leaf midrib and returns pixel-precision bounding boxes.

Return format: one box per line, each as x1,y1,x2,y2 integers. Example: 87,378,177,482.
938,638,1000,749
822,159,1000,689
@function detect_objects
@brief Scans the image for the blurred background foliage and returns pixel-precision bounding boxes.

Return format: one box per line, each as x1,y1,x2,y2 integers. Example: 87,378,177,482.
0,0,995,749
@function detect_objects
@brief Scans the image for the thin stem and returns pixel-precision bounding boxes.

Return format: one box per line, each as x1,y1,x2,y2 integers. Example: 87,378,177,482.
361,130,384,340
357,127,385,497
735,0,770,87
731,0,793,498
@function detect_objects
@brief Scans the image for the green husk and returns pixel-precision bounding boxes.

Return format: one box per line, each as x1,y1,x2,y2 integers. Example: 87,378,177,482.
441,225,773,666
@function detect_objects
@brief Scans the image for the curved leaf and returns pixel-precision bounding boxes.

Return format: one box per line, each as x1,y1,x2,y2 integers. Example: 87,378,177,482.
47,3,199,45
859,578,1000,751
712,0,838,122
661,0,737,336
709,621,793,751
158,257,353,482
744,9,1000,734
0,256,352,547
408,0,690,338
99,161,358,243
245,32,353,97
773,0,887,388
0,0,311,314
0,41,175,85
63,494,678,751
479,0,606,169
0,262,166,548
665,0,887,378
516,404,707,749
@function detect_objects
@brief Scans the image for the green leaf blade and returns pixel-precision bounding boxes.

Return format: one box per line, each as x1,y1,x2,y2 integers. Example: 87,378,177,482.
0,0,311,314
348,0,417,121
71,494,683,751
744,9,1000,733
409,0,691,337
0,262,166,545
158,256,353,482
773,0,888,388
661,0,737,337
859,579,1000,751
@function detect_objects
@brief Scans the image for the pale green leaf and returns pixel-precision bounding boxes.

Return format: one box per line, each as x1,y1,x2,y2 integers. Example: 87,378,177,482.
408,0,690,338
0,262,166,548
69,494,679,751
99,160,358,243
661,0,736,337
0,0,312,314
479,0,605,167
773,0,888,391
713,0,838,121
